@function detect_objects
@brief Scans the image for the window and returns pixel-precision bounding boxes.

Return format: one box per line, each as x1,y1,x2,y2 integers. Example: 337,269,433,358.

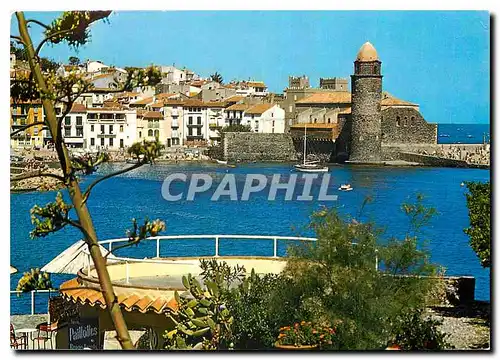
65,116,71,126
404,117,408,126
396,116,401,127
64,128,71,137
294,95,297,101
109,125,114,134
101,138,105,146
91,125,94,132
189,116,193,125
289,105,293,113
91,138,95,146
120,139,124,148
109,138,113,147
100,125,105,134
76,128,83,137
410,116,415,126
188,128,193,136
76,116,83,126
120,125,124,132
197,116,201,125
154,130,159,138
139,131,142,138
148,129,153,137
34,127,39,135
328,118,331,124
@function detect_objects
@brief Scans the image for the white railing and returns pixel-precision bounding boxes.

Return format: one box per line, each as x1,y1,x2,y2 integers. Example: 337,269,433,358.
81,235,319,284
10,289,59,315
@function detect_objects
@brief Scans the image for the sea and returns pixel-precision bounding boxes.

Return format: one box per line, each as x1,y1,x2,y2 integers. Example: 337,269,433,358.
10,123,491,314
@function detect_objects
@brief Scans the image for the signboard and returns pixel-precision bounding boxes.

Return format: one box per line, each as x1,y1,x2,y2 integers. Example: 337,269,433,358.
68,317,100,350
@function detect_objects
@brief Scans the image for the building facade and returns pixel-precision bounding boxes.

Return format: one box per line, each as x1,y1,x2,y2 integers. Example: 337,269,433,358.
10,100,45,148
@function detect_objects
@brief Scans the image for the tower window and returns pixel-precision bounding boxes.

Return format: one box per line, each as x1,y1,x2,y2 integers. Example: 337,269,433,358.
374,65,378,73
404,117,408,126
410,116,415,126
396,116,401,127
328,118,331,124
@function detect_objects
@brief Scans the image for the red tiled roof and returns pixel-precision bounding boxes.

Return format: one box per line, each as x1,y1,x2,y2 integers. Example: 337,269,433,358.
226,103,250,111
59,278,178,314
70,103,87,113
143,111,163,119
296,92,352,105
246,103,274,115
130,97,154,106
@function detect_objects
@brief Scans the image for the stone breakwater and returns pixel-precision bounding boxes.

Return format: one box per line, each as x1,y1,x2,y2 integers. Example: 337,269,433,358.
11,160,64,192
382,143,490,168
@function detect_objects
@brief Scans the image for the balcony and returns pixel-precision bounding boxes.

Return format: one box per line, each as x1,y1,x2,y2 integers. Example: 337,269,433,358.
187,123,203,127
97,133,116,138
171,130,179,138
171,120,179,128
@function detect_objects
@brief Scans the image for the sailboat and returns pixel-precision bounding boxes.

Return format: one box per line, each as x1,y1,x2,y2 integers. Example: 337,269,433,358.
294,125,329,173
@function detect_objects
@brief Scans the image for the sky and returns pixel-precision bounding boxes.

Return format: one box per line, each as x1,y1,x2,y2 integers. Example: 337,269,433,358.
10,11,490,124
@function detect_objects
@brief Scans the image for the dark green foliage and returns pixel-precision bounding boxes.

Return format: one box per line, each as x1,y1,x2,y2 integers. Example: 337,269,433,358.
127,139,164,163
68,56,80,65
464,181,491,267
392,308,451,350
283,196,439,350
210,71,223,84
225,271,303,349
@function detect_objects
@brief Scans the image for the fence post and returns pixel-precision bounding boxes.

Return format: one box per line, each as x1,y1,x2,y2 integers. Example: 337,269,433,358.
156,238,160,258
126,261,129,284
31,291,35,315
87,254,91,275
273,238,278,258
215,236,219,257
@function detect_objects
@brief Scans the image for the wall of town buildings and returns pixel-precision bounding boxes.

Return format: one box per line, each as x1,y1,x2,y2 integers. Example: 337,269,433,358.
381,107,438,144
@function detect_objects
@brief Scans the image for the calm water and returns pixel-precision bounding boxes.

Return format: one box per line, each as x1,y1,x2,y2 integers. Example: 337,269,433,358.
10,161,490,314
438,123,490,144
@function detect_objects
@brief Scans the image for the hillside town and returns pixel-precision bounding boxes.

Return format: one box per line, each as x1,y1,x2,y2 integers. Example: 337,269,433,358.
10,56,287,153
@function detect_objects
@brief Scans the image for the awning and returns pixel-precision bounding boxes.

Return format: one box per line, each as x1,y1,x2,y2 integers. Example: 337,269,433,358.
10,265,17,274
41,240,118,274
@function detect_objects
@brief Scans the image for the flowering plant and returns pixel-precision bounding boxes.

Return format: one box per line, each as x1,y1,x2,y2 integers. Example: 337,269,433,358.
276,321,335,348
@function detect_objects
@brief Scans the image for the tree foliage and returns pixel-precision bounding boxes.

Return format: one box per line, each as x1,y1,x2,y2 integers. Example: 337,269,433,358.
210,71,224,84
282,196,439,350
464,181,491,267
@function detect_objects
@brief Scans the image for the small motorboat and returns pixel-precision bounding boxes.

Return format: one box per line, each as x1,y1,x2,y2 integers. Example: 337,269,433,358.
439,134,450,137
227,164,236,168
460,182,465,187
467,135,473,138
338,184,353,191
215,159,228,165
125,158,138,164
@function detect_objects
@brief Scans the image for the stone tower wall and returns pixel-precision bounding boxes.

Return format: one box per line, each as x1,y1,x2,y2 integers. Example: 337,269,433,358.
349,74,383,162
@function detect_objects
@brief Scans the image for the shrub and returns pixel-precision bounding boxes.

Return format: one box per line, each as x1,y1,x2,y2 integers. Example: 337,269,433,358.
283,196,439,350
464,181,491,267
16,268,53,293
392,308,451,350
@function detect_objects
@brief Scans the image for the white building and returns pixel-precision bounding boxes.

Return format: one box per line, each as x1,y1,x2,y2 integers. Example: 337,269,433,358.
85,108,137,151
62,104,87,148
242,104,285,133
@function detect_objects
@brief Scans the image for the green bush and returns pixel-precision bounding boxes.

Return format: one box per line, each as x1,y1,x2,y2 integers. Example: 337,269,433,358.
392,308,451,350
464,181,491,267
283,197,440,350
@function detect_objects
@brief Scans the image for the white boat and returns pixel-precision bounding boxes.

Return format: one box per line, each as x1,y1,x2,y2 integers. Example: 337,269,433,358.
338,184,353,191
295,125,329,173
215,159,228,165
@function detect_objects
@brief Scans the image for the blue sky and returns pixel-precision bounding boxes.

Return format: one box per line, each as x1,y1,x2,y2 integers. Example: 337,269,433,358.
11,11,490,124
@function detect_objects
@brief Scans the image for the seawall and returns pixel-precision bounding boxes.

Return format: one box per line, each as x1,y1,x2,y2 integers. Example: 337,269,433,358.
224,132,297,162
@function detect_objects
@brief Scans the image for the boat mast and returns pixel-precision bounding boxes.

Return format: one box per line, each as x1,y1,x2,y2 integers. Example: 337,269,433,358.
303,124,307,165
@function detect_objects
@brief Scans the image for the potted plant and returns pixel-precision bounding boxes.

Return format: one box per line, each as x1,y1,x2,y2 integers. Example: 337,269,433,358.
275,321,335,350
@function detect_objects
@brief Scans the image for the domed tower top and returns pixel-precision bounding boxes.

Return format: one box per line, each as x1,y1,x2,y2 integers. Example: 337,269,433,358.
356,42,379,62
353,42,382,76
